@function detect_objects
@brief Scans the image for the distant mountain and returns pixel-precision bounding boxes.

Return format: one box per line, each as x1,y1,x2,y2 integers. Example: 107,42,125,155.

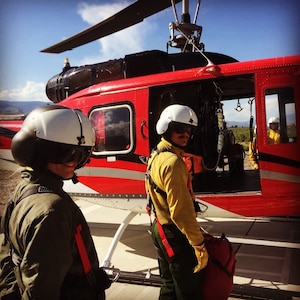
0,100,51,116
226,114,295,128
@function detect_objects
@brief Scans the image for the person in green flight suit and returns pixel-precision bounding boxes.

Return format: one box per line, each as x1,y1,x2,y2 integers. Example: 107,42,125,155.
0,105,110,300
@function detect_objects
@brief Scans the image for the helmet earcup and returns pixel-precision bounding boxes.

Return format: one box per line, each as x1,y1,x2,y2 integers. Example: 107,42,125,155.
156,118,170,135
11,128,38,167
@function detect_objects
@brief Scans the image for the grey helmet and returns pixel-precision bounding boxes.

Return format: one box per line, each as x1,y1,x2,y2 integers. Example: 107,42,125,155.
11,105,95,171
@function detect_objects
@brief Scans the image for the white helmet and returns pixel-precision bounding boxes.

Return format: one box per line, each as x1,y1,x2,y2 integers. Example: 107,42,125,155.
156,104,198,135
12,105,95,171
268,117,279,124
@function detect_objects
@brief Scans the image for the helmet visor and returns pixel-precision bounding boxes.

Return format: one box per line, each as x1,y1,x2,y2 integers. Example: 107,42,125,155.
58,145,92,168
169,122,194,135
38,140,93,169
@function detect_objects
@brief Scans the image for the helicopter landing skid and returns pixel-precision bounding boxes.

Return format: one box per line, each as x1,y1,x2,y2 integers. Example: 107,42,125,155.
101,211,138,268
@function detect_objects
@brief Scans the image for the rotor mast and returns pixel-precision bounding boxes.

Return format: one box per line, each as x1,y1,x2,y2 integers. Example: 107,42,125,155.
168,0,203,53
181,0,190,23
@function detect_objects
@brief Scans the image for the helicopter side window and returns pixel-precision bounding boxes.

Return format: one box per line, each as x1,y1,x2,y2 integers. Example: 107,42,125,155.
265,87,296,144
90,104,133,154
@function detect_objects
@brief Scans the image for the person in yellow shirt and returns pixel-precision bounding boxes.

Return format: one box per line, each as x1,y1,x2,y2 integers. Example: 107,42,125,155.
146,104,208,300
249,125,259,170
268,117,281,144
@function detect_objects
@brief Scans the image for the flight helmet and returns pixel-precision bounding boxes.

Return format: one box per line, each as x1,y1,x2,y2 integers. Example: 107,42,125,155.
11,105,95,171
268,117,279,124
156,104,198,135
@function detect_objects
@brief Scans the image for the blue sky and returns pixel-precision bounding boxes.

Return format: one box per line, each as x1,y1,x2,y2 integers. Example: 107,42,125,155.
0,0,299,106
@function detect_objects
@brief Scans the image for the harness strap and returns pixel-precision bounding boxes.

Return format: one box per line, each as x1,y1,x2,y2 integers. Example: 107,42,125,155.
4,186,49,244
145,148,167,199
74,224,92,275
155,218,175,258
74,224,101,289
146,148,177,258
146,148,201,256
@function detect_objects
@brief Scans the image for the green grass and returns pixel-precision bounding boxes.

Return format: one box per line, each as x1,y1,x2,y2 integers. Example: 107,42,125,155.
228,127,251,151
230,127,251,143
229,125,296,149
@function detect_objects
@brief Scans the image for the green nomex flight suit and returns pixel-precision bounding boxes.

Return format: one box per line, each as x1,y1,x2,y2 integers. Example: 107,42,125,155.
146,138,205,300
0,169,104,300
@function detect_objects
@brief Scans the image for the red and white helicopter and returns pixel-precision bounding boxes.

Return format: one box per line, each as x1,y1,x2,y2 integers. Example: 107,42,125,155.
1,0,300,270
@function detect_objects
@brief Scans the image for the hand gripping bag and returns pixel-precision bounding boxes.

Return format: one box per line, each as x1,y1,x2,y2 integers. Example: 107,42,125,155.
201,233,236,300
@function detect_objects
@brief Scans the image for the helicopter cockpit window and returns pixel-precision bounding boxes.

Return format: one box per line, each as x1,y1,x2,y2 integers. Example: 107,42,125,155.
90,104,133,154
265,87,296,144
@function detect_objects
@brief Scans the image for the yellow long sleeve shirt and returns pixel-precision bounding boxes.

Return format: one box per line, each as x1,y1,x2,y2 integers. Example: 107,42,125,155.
146,138,204,246
268,129,281,144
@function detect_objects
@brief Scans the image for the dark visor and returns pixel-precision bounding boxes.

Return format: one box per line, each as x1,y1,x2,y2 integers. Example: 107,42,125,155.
171,123,194,135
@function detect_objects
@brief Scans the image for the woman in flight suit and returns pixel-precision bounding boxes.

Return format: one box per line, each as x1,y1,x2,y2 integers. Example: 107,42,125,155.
0,105,110,300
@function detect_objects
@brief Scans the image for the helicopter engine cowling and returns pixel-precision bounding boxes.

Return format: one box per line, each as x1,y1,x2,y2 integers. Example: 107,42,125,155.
46,50,238,103
46,59,124,103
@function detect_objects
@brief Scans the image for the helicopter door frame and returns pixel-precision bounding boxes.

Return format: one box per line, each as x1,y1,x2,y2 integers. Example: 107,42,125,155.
255,67,300,198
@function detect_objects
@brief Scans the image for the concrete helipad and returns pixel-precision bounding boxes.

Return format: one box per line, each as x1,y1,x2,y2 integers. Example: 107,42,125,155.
77,199,300,300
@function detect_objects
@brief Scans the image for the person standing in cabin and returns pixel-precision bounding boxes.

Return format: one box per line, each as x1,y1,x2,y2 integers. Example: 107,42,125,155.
268,117,281,144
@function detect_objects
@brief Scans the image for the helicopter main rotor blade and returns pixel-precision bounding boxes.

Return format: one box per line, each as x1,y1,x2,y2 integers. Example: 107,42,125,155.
41,0,182,53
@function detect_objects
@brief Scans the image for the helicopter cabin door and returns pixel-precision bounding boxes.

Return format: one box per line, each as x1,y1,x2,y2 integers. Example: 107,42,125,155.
255,67,299,198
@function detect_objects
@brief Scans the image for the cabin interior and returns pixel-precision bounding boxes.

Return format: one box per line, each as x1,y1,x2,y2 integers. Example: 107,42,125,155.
148,74,296,195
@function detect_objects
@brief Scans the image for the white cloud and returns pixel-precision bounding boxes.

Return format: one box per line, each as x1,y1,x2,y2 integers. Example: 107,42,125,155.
0,81,48,102
76,1,153,64
78,1,128,25
0,2,155,103
1,1,164,103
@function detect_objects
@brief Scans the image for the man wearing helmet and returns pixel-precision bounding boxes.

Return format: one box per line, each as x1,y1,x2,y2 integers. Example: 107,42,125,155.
0,105,110,299
268,117,281,144
146,104,208,300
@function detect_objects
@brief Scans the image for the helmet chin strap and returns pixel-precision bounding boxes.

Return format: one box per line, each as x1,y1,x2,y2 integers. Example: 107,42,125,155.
72,173,79,184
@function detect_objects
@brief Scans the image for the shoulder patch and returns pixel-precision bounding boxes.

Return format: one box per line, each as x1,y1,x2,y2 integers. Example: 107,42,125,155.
37,186,52,193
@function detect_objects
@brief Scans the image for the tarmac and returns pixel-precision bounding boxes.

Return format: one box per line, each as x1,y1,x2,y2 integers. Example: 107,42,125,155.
77,199,300,300
77,200,159,299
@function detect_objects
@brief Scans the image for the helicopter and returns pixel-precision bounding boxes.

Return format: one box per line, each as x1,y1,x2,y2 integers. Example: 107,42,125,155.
0,0,299,270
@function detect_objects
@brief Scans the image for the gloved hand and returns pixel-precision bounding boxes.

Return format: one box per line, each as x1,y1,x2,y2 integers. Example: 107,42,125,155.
193,244,209,273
